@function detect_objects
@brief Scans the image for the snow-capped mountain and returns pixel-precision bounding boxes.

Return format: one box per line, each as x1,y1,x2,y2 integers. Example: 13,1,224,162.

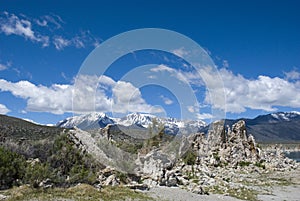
250,111,300,124
57,112,207,135
57,112,115,130
270,111,300,122
115,113,156,128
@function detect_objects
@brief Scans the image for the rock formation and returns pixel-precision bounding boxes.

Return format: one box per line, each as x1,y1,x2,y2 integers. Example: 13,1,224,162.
69,120,299,195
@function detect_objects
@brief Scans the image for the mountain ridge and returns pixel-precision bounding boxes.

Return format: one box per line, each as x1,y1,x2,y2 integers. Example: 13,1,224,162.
1,111,299,142
221,111,300,142
57,112,207,135
56,111,300,142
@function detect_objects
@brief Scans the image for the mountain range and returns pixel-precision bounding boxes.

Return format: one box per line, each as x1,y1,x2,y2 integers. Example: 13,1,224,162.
223,111,300,142
1,111,299,143
56,111,300,142
56,112,206,135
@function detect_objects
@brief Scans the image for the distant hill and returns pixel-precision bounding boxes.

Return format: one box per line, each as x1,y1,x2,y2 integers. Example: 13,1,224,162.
0,114,65,160
222,112,300,142
0,114,63,141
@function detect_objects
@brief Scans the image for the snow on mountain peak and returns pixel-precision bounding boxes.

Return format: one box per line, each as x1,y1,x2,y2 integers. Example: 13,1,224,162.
57,112,207,135
56,112,114,129
116,113,156,128
270,111,300,122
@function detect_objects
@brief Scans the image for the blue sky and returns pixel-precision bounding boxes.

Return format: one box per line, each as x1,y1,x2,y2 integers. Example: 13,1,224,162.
0,0,300,124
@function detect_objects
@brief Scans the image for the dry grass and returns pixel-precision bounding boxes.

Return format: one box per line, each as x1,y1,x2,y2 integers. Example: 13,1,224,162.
1,184,153,201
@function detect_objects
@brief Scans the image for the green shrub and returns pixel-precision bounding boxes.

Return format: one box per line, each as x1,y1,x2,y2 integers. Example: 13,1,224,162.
116,172,128,184
182,150,197,165
69,164,97,184
0,146,26,189
24,162,53,188
49,133,99,185
1,132,100,189
254,162,265,169
238,161,251,167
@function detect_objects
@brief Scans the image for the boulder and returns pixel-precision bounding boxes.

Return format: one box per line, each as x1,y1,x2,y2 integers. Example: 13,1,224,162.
103,175,119,186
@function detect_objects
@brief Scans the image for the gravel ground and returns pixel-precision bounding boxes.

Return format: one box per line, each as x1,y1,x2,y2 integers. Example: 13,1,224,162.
144,167,300,201
257,185,300,201
144,185,300,201
145,186,243,201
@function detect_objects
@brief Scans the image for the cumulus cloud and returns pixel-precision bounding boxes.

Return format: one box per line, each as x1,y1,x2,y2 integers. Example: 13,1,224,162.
0,75,161,115
111,81,162,113
0,11,99,50
149,64,300,114
207,68,300,113
0,104,10,114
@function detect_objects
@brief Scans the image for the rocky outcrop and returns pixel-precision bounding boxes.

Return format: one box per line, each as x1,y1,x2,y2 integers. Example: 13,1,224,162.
134,120,298,193
134,149,175,187
69,120,299,195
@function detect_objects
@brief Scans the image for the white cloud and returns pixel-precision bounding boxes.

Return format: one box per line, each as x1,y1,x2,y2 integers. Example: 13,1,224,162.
0,62,11,71
0,104,10,114
222,60,229,68
36,19,48,27
149,64,192,83
111,81,162,113
284,69,300,80
187,105,196,113
0,11,99,50
208,68,300,113
0,12,49,47
150,64,176,73
0,75,161,115
160,95,173,105
196,113,213,120
53,36,70,50
0,64,6,71
42,14,64,29
52,31,99,50
172,47,189,57
149,64,300,114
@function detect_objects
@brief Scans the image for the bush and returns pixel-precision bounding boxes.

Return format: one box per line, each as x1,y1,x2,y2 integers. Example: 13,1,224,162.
182,150,197,165
254,162,266,169
0,146,26,189
49,133,99,185
68,164,97,184
1,133,100,189
24,162,53,188
238,161,251,167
